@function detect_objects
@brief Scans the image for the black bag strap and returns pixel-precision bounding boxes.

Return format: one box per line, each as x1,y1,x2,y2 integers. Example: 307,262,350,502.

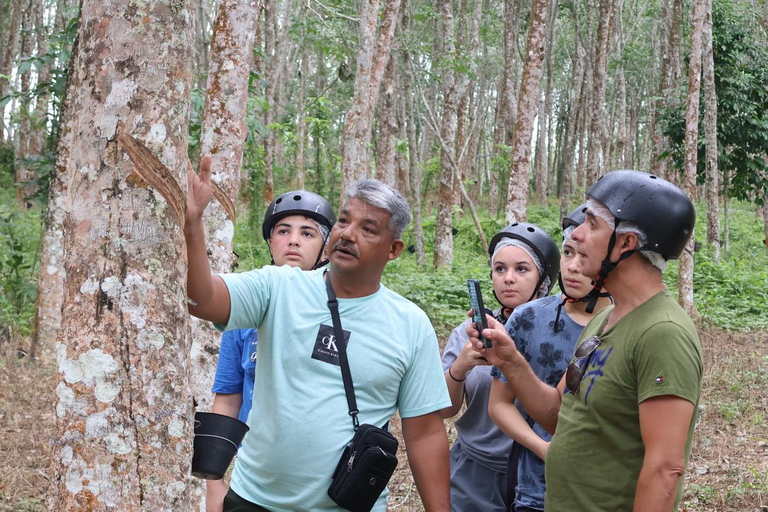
325,271,360,431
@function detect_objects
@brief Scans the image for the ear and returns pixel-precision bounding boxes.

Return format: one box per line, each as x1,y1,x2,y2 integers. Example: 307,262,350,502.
388,239,405,261
617,231,640,254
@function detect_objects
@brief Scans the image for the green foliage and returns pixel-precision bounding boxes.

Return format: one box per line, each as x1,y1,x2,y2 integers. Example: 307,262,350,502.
0,189,41,335
659,0,768,205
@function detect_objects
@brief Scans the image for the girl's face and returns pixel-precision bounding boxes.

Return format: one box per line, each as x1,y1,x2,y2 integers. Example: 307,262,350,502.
491,245,541,310
560,240,593,298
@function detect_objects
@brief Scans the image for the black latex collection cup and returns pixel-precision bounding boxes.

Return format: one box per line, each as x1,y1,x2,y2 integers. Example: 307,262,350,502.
191,412,249,480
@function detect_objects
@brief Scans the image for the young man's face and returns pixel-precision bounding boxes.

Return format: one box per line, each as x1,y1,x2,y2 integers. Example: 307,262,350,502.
327,198,403,276
268,214,326,270
570,207,614,280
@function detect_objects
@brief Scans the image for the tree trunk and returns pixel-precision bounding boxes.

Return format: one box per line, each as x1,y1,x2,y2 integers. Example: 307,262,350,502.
28,0,53,158
340,0,401,194
490,0,520,217
296,45,308,189
375,53,398,187
14,0,35,207
679,0,707,317
504,0,552,223
702,8,720,260
401,0,425,265
585,0,617,186
50,0,195,509
0,0,22,144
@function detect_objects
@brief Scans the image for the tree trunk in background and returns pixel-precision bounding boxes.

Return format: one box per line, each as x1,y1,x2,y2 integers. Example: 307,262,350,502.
679,0,706,317
14,0,34,207
401,1,426,265
340,0,401,194
296,42,308,189
29,0,53,158
490,0,519,217
763,203,768,255
702,8,720,260
614,65,628,169
505,0,551,223
0,0,22,144
195,0,211,90
190,0,258,507
375,54,398,186
562,39,585,202
585,0,617,186
434,0,458,267
51,0,195,509
534,0,558,204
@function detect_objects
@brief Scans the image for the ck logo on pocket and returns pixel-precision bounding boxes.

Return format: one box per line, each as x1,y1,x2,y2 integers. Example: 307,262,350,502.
312,324,350,366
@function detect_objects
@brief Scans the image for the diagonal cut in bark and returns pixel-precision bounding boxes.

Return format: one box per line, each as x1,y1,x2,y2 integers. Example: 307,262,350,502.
117,126,235,226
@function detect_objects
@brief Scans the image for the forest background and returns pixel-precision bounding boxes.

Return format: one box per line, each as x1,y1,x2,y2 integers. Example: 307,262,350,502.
1,0,768,509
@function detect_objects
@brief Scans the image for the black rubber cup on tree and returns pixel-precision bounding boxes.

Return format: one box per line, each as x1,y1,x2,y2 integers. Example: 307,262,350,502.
191,412,250,480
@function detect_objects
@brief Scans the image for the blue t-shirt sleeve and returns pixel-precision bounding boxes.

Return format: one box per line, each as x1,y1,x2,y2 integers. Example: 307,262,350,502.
212,330,247,394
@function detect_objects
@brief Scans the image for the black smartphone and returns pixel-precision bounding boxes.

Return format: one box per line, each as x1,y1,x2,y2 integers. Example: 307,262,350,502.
467,279,492,348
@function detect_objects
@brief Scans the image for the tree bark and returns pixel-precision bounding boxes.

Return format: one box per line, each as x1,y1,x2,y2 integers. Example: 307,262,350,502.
340,0,401,194
50,0,195,509
505,0,552,223
702,7,720,260
585,0,617,186
401,0,425,265
679,0,707,317
14,0,35,207
0,0,22,144
375,52,398,187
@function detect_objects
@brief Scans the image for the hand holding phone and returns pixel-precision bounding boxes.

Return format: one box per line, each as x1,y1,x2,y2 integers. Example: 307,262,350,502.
467,279,492,348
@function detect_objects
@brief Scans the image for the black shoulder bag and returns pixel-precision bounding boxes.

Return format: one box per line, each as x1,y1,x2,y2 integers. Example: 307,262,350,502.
325,274,399,512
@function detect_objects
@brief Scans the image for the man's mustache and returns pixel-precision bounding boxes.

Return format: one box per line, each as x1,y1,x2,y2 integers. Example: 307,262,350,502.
332,241,360,259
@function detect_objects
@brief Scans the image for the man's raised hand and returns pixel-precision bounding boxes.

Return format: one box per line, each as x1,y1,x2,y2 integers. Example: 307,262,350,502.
186,154,213,224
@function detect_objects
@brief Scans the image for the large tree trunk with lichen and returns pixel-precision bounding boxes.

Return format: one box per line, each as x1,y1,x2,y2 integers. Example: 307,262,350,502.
504,0,551,223
50,1,196,510
340,0,401,194
679,0,707,317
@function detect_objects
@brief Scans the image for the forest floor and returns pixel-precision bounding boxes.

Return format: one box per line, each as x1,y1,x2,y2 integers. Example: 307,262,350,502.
0,328,766,512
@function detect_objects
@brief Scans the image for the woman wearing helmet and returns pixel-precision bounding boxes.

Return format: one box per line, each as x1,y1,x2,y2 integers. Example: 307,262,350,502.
487,205,612,512
207,190,335,512
440,223,559,512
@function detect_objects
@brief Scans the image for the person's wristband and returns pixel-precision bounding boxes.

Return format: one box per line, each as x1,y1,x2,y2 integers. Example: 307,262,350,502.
448,365,466,382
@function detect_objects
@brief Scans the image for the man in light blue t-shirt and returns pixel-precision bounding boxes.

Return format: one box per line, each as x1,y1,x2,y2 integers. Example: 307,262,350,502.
186,157,451,512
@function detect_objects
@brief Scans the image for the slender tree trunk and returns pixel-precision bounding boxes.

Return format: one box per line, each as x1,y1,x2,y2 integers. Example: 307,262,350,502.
401,1,425,265
0,0,22,144
505,0,552,223
614,66,628,169
585,0,617,186
679,0,707,317
29,0,52,158
195,0,210,90
51,0,195,509
296,45,308,189
723,168,730,254
340,0,401,194
702,8,720,260
434,0,458,267
375,54,398,186
490,0,519,217
14,0,35,207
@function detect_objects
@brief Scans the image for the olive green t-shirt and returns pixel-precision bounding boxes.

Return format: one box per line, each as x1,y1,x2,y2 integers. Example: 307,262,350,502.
545,289,702,511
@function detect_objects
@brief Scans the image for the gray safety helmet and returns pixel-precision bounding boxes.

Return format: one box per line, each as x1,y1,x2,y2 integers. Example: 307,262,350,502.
262,190,336,241
587,170,695,260
488,222,560,295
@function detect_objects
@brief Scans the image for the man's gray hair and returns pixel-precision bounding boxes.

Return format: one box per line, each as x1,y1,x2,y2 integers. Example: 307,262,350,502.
345,179,411,238
586,198,667,272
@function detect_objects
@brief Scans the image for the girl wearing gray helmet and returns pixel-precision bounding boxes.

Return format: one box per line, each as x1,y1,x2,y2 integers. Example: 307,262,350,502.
440,223,559,512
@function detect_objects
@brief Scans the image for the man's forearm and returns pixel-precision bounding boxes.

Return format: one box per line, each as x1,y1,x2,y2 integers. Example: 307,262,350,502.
402,414,450,512
633,463,683,512
185,217,214,311
498,353,561,434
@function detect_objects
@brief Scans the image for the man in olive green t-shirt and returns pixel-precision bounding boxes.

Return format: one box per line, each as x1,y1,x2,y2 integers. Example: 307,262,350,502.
468,170,703,512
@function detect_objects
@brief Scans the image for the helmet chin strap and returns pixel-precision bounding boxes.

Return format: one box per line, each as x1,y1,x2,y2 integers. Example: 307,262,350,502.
554,272,610,332
584,225,635,313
